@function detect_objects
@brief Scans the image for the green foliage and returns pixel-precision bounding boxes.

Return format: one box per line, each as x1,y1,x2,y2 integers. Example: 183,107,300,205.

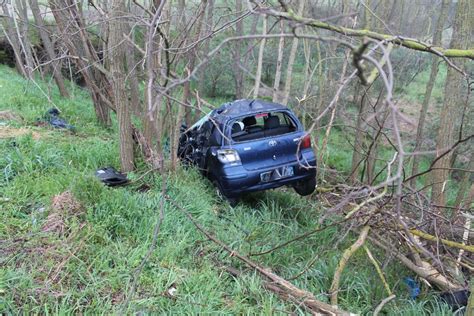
0,65,453,314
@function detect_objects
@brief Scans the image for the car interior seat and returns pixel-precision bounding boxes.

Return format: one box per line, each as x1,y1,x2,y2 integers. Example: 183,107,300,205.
243,116,262,133
264,115,292,136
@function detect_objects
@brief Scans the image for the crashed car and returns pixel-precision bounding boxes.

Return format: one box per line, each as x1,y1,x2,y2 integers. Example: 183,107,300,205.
178,99,317,204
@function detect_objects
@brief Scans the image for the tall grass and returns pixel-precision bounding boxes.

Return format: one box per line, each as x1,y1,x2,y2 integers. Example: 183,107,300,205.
0,65,453,314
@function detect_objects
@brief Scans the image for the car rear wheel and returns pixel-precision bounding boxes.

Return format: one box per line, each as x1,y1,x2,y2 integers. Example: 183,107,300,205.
213,179,238,207
293,177,316,196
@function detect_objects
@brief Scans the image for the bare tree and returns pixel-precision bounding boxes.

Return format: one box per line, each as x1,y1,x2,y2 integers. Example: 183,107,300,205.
431,0,472,208
232,0,244,99
1,1,29,77
252,15,267,99
410,0,450,188
197,0,214,95
48,0,112,126
272,19,285,102
109,0,134,171
281,0,305,105
29,0,70,98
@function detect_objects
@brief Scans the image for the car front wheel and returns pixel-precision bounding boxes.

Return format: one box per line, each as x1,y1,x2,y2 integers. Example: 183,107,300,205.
293,177,316,196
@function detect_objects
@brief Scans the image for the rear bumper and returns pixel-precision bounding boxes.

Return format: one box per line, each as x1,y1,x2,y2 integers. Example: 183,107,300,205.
213,154,316,198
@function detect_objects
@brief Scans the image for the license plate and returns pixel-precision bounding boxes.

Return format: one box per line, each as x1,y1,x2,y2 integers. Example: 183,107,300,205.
260,166,294,182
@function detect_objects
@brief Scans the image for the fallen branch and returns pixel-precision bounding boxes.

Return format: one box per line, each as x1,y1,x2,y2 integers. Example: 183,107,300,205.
330,225,371,305
369,236,464,291
168,196,349,315
364,245,392,296
263,7,474,59
408,229,474,253
373,294,396,316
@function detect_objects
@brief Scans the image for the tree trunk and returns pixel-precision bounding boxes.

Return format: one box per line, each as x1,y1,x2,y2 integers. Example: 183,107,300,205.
253,15,267,99
126,32,141,117
197,0,214,95
15,0,35,78
452,152,474,212
350,87,368,183
281,0,305,105
431,0,472,208
172,1,207,170
232,0,244,99
183,0,207,126
272,20,285,103
1,2,28,77
49,0,112,126
29,0,70,98
410,0,450,188
349,0,375,184
109,0,134,172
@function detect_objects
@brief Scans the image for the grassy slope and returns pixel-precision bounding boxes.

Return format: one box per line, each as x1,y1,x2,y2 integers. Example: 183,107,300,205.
0,65,452,314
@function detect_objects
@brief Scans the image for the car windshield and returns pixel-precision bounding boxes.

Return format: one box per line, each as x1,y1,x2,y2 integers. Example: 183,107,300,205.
230,111,297,142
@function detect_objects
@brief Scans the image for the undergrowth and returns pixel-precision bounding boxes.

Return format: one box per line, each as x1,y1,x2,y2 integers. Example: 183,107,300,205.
0,65,453,314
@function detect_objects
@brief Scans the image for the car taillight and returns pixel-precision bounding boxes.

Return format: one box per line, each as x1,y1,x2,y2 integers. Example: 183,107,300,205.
301,134,311,149
217,149,241,164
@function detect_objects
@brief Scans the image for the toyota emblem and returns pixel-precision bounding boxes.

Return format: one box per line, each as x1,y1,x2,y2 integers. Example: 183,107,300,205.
268,140,277,147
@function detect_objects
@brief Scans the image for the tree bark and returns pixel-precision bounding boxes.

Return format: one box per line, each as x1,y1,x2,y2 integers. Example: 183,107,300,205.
349,3,372,184
431,0,472,207
183,0,207,126
410,0,450,188
109,0,134,171
232,0,244,99
281,0,305,105
272,20,285,103
452,152,474,213
15,0,35,78
49,0,112,126
253,15,267,99
197,0,214,95
1,2,28,77
29,0,70,98
172,0,207,170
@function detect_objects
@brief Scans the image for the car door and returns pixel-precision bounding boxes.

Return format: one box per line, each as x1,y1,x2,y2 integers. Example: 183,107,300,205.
230,111,305,171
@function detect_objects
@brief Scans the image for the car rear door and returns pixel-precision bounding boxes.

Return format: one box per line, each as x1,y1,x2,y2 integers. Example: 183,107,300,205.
229,111,305,171
233,131,305,171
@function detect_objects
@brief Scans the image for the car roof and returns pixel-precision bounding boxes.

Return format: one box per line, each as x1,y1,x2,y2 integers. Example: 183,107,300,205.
213,99,288,119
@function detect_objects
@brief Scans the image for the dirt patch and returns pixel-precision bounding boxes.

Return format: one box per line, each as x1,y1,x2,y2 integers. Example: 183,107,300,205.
42,191,84,234
0,110,22,122
0,126,42,140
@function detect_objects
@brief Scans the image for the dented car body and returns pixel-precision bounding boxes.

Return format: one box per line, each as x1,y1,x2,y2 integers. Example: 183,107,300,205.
178,99,317,203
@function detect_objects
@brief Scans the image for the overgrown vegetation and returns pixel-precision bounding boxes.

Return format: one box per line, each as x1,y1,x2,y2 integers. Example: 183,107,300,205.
0,65,457,314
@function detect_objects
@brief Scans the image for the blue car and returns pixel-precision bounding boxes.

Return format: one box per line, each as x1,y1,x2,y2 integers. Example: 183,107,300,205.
178,99,317,204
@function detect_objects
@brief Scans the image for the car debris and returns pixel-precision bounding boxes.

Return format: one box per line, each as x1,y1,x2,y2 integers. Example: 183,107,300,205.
40,108,75,130
95,167,129,186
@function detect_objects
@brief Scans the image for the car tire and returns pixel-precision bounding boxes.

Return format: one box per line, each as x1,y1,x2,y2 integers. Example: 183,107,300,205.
293,177,316,196
213,179,238,207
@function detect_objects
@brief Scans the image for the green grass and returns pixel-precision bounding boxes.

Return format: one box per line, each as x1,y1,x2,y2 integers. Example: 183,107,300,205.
399,63,447,105
0,65,454,314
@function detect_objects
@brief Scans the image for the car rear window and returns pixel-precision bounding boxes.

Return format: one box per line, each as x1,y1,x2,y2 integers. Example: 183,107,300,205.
230,111,297,142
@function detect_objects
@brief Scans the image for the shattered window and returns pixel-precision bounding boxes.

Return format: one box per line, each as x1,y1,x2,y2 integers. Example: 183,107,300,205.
231,111,297,142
